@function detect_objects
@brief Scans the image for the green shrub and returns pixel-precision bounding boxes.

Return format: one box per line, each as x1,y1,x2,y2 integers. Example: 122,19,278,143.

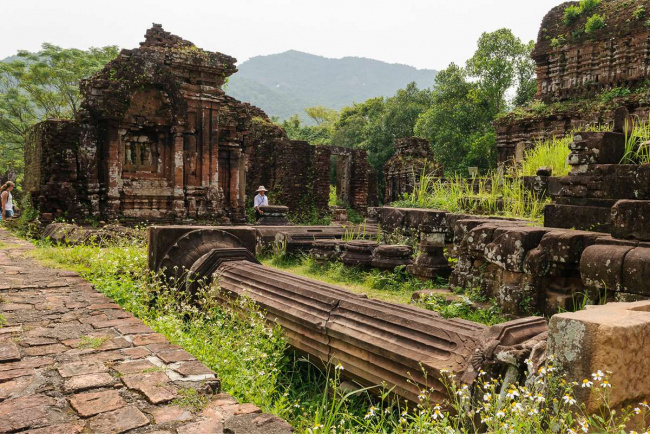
634,5,646,20
585,14,606,33
564,5,583,24
580,0,601,13
599,86,631,102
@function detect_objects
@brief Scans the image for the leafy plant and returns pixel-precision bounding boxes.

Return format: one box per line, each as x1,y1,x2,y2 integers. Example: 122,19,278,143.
580,0,602,13
564,5,583,24
599,86,631,102
634,5,646,20
585,14,607,34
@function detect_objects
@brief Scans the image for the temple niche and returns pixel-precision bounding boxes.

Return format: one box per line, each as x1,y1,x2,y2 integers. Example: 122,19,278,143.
25,25,287,223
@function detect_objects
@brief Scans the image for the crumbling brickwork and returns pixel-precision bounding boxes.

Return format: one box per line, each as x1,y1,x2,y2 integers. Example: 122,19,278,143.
24,120,85,218
25,25,377,223
25,25,290,223
384,137,443,202
495,0,650,164
544,131,650,232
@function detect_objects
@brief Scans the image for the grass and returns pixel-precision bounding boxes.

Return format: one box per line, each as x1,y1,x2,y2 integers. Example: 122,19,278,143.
263,254,507,326
78,335,110,349
393,171,549,223
623,114,650,164
263,255,430,305
520,135,572,177
18,235,650,433
172,388,210,413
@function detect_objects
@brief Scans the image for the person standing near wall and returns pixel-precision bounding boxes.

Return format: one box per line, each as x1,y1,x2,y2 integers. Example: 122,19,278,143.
0,182,15,222
254,186,269,221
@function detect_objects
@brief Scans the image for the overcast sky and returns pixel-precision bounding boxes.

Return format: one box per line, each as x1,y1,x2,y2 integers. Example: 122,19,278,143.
1,0,565,70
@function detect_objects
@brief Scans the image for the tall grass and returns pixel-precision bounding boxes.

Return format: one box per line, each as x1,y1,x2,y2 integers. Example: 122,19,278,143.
520,135,573,177
623,114,650,164
393,171,549,222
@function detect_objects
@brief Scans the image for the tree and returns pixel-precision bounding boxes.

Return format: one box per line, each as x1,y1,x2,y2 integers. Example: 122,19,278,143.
466,29,529,113
280,106,339,145
415,64,496,172
513,40,537,107
304,106,338,126
0,44,118,176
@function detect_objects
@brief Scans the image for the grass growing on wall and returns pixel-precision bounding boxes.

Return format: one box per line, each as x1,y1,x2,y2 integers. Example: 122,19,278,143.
623,114,650,164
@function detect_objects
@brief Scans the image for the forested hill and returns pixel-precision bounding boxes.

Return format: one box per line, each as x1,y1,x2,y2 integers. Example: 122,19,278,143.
227,50,438,122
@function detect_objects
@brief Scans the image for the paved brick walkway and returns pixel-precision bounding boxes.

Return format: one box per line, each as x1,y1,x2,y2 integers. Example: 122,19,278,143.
0,228,293,434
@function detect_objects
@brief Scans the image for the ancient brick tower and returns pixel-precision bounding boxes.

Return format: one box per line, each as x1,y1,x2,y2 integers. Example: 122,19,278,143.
25,24,288,223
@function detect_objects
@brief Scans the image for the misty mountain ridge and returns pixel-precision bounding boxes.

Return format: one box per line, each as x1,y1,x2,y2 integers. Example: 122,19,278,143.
227,50,438,122
2,50,438,124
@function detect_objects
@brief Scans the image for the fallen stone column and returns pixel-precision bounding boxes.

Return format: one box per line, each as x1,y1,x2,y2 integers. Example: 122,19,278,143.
212,258,546,403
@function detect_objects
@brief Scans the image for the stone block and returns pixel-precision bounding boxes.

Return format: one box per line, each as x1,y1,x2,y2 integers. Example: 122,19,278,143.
549,302,650,411
69,390,126,417
484,227,549,272
611,200,650,241
622,247,650,296
122,372,176,404
544,204,612,232
88,405,149,434
580,244,631,291
370,245,413,271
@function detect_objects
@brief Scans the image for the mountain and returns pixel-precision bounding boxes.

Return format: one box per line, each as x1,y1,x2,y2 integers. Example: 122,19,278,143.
227,50,437,122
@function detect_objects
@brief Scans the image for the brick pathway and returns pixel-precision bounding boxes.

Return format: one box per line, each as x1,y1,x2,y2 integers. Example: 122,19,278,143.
0,228,293,434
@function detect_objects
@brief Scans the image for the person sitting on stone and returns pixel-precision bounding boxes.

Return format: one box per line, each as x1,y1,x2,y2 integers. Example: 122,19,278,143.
254,186,269,221
0,181,16,222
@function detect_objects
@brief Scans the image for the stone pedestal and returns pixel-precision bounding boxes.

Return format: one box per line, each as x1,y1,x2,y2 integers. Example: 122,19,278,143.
340,240,378,267
407,225,450,280
371,245,413,270
256,205,292,226
309,240,343,264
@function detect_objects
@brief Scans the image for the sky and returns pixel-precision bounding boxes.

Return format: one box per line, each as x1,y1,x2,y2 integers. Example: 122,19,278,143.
1,0,567,70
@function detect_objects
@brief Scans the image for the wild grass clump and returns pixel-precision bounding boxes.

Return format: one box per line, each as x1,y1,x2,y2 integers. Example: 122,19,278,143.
520,135,572,177
418,293,507,326
299,356,649,433
393,171,548,223
623,114,650,164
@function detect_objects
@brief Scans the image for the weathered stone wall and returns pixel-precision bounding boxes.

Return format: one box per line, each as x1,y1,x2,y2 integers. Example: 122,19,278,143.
24,120,87,219
384,137,443,202
544,131,650,232
534,0,650,102
26,25,292,224
495,0,650,165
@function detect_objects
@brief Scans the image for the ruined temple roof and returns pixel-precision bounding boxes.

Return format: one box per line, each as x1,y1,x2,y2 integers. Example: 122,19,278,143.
533,0,650,58
136,23,237,68
140,24,196,49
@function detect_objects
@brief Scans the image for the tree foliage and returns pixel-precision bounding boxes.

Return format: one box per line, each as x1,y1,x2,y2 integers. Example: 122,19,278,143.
0,44,118,176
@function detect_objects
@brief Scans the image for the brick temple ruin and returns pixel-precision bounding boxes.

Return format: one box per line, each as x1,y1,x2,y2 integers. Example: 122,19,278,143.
383,137,443,203
24,25,377,224
495,0,650,165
